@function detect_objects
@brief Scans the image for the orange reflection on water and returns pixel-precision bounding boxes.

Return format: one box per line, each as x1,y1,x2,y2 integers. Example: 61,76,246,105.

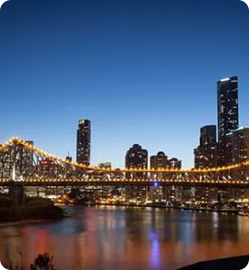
1,207,249,270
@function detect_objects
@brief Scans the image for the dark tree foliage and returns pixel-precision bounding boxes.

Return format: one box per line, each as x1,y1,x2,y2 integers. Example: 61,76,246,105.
30,253,56,270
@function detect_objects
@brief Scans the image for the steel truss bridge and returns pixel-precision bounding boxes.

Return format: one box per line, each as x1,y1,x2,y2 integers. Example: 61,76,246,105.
0,137,249,188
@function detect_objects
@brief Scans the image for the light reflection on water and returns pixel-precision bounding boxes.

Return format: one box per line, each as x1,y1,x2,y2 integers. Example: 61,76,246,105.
0,206,249,270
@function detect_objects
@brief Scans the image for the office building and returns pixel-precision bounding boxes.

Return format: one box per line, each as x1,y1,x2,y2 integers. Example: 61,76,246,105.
226,127,249,164
168,158,181,169
200,125,217,146
149,152,168,202
167,158,183,201
194,126,218,201
217,76,239,166
76,119,91,166
225,127,249,199
150,152,168,169
125,144,148,171
150,153,182,203
194,125,218,169
125,144,148,203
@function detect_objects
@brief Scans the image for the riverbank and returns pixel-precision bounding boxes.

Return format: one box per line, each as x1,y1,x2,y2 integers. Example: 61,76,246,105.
0,195,64,223
0,205,64,223
67,201,240,214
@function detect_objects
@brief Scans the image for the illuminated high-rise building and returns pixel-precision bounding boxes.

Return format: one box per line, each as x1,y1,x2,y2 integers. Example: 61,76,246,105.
168,158,181,169
150,152,168,169
194,125,217,169
125,144,148,203
76,119,91,165
226,127,249,164
150,152,168,202
194,126,218,201
217,76,239,166
225,127,249,200
125,144,148,171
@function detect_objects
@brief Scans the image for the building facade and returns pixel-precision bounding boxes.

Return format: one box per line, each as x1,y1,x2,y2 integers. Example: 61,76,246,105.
224,126,249,200
226,127,249,164
125,144,148,203
125,144,148,171
194,126,219,201
149,152,168,202
168,158,182,169
194,125,218,169
76,119,91,165
229,127,249,199
149,152,182,203
217,76,239,166
150,151,168,170
167,158,183,202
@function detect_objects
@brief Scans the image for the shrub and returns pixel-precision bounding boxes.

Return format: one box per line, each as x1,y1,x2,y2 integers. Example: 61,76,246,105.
30,253,56,270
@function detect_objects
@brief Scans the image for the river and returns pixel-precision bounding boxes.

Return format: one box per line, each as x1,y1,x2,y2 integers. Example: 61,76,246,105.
0,206,249,270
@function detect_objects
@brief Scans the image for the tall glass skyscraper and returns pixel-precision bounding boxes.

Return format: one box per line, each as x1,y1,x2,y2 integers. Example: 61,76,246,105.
76,119,91,165
217,76,239,166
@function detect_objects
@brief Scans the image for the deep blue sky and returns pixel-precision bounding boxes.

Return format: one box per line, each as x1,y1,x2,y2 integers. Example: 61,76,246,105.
0,0,249,168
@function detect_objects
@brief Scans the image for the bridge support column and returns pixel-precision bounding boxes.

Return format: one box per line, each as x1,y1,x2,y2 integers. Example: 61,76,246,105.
9,186,25,206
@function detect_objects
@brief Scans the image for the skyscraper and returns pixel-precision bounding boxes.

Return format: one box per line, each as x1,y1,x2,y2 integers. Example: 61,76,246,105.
217,76,239,166
125,144,148,203
150,152,168,169
194,126,218,201
194,125,217,169
200,125,217,146
76,119,91,165
168,158,182,169
226,127,249,165
150,152,168,203
125,144,148,171
226,127,249,200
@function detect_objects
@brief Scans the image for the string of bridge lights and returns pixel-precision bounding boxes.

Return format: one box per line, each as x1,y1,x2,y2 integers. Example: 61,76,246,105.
0,137,249,174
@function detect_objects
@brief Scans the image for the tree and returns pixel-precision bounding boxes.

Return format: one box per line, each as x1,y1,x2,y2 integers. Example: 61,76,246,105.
30,253,56,270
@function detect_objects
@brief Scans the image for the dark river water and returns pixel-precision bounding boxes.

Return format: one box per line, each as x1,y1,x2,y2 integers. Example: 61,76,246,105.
0,206,249,270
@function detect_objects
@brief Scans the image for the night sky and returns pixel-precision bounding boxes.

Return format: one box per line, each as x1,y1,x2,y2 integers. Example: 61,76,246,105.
0,0,249,168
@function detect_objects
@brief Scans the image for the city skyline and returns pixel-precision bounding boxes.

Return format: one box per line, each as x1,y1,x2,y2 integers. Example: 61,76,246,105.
0,0,249,169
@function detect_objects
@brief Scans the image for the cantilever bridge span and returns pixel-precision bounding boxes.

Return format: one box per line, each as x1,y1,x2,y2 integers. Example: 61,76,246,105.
0,137,249,188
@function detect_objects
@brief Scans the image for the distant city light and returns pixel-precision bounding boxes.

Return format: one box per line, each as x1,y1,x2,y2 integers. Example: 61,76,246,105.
154,182,158,187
